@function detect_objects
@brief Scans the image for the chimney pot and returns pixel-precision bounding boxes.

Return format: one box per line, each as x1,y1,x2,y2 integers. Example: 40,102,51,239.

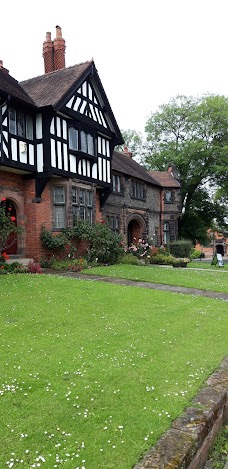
43,32,54,73
0,60,9,74
53,25,66,71
123,146,133,158
55,25,62,37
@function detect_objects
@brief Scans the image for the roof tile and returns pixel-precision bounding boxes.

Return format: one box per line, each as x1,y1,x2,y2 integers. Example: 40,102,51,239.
20,61,92,108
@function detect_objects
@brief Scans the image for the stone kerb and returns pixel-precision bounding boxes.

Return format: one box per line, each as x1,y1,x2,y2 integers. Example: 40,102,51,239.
134,357,228,469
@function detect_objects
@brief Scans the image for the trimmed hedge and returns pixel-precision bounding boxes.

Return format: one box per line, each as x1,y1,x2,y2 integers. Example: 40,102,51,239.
169,240,193,258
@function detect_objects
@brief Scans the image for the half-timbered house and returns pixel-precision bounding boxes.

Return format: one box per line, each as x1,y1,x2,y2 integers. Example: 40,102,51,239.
0,27,181,261
0,26,123,259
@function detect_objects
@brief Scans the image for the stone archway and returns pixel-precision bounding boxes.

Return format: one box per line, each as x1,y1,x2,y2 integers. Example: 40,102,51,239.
127,214,146,246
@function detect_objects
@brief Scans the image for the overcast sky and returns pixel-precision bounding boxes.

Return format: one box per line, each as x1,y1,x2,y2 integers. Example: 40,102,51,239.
1,0,227,133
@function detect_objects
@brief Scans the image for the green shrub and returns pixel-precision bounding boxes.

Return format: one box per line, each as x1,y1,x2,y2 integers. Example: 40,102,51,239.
169,240,193,258
0,262,27,274
41,222,124,265
191,248,201,259
39,256,54,268
117,253,141,265
87,223,124,264
51,258,88,271
150,253,175,265
40,227,66,251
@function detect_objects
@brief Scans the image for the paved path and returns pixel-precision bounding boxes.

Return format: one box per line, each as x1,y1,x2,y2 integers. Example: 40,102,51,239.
44,270,228,301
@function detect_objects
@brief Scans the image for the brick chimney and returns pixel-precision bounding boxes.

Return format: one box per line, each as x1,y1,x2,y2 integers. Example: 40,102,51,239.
53,25,66,71
0,60,9,74
43,27,66,73
123,146,133,158
43,32,54,73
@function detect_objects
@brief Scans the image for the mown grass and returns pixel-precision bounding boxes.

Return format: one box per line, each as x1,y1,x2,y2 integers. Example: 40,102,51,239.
84,264,228,293
188,261,228,270
0,274,228,468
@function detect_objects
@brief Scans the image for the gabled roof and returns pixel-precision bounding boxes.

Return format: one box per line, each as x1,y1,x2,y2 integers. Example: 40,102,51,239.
148,171,181,188
20,61,92,108
112,151,161,186
0,70,35,107
20,60,123,145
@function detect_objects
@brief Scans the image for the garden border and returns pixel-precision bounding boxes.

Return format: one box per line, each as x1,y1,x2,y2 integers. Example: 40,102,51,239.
134,356,228,469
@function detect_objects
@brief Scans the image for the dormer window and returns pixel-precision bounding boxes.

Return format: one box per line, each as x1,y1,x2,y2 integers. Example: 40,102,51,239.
69,127,78,150
81,131,94,155
68,125,95,156
9,108,33,140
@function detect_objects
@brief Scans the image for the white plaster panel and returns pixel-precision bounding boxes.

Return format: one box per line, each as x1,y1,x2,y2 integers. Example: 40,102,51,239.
98,136,102,154
51,139,56,167
56,117,61,137
29,145,34,166
57,141,62,169
66,96,74,108
3,130,8,142
87,161,90,178
62,120,67,140
74,97,81,111
82,159,86,176
92,163,97,179
98,157,102,181
11,138,17,161
103,158,107,182
3,141,8,157
37,144,43,172
63,144,68,171
106,141,110,157
80,101,87,114
70,154,77,173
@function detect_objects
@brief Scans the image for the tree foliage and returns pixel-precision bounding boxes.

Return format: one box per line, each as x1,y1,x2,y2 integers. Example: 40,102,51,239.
143,94,228,242
116,129,144,160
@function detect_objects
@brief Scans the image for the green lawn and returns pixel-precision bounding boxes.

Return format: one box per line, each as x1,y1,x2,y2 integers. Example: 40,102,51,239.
188,261,228,270
0,274,227,469
84,264,228,293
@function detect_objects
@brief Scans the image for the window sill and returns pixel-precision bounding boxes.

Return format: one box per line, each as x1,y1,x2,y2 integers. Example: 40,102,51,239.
130,196,146,201
69,149,97,161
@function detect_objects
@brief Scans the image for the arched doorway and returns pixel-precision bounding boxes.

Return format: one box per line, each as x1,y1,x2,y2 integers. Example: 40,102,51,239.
127,214,146,246
4,200,18,255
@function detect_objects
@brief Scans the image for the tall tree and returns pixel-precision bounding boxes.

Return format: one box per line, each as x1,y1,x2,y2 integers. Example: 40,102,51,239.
143,94,228,242
116,129,144,160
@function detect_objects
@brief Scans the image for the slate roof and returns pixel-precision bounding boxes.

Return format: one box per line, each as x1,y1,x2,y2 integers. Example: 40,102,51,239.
112,151,161,186
0,70,35,107
20,61,92,108
148,171,181,188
